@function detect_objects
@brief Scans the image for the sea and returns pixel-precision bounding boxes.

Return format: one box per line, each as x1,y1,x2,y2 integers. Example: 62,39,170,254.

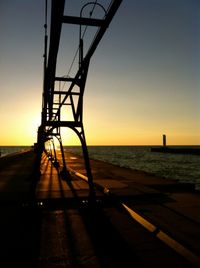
1,145,200,190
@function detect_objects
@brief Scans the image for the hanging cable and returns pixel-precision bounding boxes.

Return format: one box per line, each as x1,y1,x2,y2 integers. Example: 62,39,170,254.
64,1,99,80
66,46,79,78
59,1,99,93
81,0,98,39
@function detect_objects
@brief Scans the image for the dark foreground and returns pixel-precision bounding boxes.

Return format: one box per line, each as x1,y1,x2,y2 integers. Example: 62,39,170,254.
0,150,200,267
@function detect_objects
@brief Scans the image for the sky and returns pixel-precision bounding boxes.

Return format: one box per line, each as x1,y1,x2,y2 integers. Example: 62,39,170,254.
0,0,200,146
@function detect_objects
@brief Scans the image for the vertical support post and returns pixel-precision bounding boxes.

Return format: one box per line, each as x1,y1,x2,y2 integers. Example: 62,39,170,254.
57,136,68,175
81,131,95,200
51,139,57,161
35,126,45,177
72,127,95,200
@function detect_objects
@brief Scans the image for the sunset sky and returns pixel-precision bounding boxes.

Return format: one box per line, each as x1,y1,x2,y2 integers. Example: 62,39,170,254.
0,0,200,146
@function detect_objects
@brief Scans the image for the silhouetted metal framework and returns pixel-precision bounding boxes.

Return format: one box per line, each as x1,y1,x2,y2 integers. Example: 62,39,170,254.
37,0,122,197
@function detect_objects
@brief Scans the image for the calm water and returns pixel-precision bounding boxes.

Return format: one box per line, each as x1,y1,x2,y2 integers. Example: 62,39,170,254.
1,145,200,190
65,146,200,190
0,146,30,157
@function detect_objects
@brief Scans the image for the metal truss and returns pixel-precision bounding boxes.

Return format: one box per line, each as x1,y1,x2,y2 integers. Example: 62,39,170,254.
37,0,122,198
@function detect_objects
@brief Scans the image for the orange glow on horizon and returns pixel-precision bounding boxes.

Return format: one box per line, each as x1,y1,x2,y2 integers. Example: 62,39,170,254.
0,112,41,146
1,111,199,146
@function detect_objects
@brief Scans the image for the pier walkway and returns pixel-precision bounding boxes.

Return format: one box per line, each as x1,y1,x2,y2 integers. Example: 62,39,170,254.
0,150,199,267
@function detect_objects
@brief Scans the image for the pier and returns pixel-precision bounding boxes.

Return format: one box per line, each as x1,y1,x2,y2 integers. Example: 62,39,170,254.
0,149,200,267
1,1,199,267
151,146,200,155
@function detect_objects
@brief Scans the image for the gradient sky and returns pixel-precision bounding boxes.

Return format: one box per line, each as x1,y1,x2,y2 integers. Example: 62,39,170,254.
0,0,200,145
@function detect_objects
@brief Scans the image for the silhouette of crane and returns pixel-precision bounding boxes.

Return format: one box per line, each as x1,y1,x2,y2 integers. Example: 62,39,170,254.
36,0,122,198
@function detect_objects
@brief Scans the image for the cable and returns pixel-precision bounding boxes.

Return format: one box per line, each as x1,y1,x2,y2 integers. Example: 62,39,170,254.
81,0,98,39
66,46,79,78
52,1,106,122
58,1,99,94
66,0,98,79
64,1,99,80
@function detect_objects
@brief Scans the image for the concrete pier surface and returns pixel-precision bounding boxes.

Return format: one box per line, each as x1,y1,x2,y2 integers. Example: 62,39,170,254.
0,150,200,267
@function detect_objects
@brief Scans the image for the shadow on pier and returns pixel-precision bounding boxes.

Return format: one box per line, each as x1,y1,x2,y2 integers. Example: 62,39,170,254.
0,151,142,267
0,150,199,267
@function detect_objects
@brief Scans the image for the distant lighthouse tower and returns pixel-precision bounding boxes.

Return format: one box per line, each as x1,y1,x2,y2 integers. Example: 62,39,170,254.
163,134,166,147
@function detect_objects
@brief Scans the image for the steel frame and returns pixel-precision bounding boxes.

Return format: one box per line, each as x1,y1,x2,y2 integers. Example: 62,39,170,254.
37,0,122,198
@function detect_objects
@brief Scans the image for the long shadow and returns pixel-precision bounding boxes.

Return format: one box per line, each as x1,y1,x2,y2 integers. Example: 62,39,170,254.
79,204,144,267
0,151,128,267
43,156,99,266
41,154,83,268
7,151,144,267
57,176,83,267
50,159,144,267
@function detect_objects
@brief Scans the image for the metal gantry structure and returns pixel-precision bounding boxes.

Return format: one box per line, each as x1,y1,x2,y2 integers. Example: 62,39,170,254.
37,0,122,197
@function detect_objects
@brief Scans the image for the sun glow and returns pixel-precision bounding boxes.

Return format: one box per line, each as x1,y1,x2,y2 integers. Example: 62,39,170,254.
61,128,80,146
0,111,41,146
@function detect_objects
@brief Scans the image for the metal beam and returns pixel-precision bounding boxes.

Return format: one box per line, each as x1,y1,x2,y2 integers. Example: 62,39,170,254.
53,91,80,95
85,0,123,62
38,0,122,201
44,0,65,119
55,0,123,116
63,15,104,27
55,76,75,82
55,76,81,86
45,121,82,127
